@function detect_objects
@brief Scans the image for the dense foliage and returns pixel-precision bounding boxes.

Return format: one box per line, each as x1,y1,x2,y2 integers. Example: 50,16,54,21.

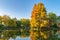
0,2,60,40
30,3,60,40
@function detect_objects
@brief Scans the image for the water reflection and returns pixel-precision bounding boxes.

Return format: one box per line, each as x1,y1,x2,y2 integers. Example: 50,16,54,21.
0,30,30,40
0,30,60,40
9,36,30,40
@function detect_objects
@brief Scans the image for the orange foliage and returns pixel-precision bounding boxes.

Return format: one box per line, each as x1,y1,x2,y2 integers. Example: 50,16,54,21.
30,3,48,40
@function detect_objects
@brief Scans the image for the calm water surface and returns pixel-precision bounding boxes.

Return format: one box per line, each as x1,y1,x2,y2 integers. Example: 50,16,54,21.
9,36,30,40
0,30,30,40
0,30,60,40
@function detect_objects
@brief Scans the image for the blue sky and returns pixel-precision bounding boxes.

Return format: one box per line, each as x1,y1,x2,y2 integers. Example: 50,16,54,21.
0,0,60,19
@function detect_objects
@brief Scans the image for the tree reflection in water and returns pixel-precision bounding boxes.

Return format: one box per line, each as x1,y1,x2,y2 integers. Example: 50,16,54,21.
0,30,60,40
0,30,30,40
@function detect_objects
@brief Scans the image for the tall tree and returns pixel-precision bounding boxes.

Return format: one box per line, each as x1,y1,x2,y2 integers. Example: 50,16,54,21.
30,3,48,40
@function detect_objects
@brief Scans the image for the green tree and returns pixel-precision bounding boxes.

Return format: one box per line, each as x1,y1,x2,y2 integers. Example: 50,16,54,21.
57,16,60,21
48,12,57,25
10,18,17,27
16,20,21,27
0,16,2,25
48,12,57,37
20,18,30,30
2,15,11,26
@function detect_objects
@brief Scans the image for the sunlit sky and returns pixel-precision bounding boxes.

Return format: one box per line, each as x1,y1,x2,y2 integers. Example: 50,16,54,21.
0,0,60,19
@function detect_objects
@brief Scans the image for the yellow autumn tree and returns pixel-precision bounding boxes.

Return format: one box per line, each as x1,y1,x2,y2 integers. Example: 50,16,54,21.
30,3,48,40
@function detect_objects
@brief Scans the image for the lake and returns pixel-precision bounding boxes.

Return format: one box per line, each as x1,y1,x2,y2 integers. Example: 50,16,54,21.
0,30,60,40
0,30,30,40
9,36,30,40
